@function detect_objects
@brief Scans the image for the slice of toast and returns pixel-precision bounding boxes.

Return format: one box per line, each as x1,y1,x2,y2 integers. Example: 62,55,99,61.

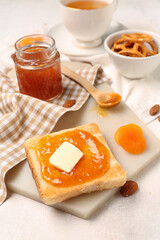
24,123,126,205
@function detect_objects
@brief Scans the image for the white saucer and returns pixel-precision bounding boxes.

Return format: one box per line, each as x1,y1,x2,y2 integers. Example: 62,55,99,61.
48,20,127,57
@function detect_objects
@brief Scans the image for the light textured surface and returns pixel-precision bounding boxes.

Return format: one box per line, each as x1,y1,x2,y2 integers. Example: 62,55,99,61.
1,0,160,239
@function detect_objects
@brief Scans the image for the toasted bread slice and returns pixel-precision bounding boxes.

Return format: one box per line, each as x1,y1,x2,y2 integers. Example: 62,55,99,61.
24,123,126,205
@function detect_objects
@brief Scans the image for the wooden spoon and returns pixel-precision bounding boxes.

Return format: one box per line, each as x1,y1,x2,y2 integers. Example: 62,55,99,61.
61,65,121,108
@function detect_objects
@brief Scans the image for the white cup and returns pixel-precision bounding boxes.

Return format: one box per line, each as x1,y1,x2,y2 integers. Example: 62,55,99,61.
60,0,117,48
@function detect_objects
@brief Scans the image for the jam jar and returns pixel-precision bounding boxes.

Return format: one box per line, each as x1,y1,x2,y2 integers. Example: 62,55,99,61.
14,34,63,101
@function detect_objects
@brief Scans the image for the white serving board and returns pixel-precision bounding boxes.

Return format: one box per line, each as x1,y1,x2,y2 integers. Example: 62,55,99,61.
6,62,160,219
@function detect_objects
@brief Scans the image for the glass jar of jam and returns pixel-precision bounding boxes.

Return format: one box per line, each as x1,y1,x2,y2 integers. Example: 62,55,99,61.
14,34,63,101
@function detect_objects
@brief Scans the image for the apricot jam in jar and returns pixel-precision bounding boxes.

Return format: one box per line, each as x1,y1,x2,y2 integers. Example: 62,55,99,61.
14,34,62,100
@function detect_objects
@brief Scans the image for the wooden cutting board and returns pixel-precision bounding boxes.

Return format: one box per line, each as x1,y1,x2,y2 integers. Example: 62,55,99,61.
6,61,160,219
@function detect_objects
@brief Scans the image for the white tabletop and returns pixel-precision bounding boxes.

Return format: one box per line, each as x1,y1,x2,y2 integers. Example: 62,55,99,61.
0,0,160,239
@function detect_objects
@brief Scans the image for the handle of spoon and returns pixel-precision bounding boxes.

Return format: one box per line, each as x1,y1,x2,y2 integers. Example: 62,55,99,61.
61,65,99,98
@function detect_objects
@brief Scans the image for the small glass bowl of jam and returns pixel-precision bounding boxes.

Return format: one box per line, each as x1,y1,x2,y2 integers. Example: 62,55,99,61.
14,34,63,101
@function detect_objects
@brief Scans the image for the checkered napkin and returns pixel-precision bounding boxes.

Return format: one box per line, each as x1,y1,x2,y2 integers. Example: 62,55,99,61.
0,64,109,204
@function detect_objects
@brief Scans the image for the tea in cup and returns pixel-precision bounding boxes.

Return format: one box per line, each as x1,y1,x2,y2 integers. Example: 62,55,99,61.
60,0,117,48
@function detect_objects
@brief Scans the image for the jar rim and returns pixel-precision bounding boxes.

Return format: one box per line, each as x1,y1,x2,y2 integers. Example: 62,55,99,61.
15,34,56,54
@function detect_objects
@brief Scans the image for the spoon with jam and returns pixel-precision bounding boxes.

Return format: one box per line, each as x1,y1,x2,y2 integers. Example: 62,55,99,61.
61,65,121,108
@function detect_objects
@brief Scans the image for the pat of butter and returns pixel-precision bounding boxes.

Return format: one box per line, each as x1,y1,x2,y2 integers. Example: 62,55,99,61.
49,141,83,173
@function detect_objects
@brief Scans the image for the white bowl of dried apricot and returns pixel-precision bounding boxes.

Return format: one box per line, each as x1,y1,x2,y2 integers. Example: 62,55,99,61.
104,29,160,79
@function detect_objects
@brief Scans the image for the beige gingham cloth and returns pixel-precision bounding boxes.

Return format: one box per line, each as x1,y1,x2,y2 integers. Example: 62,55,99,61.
0,64,109,204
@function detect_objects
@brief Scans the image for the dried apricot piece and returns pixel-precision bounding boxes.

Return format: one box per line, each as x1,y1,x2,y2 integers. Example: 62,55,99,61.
114,124,146,154
114,128,121,145
114,124,142,145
